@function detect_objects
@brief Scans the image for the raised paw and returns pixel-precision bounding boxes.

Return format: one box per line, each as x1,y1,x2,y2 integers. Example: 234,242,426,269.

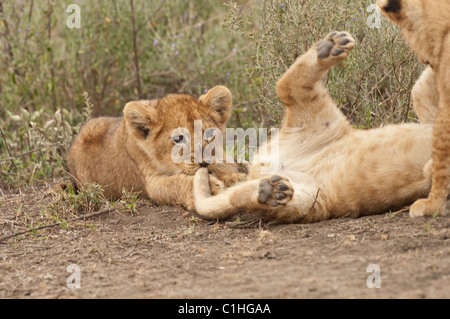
258,175,293,208
316,31,355,66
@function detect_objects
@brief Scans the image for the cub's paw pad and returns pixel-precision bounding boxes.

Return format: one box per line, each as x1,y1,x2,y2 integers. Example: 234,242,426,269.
316,31,355,61
258,175,293,207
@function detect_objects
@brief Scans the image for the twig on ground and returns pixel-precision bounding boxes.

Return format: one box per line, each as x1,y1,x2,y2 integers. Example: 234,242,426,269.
225,219,262,229
391,207,410,216
0,207,116,243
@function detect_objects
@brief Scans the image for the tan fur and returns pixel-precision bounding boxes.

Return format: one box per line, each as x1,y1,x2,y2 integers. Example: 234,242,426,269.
66,86,245,210
194,32,444,223
377,0,450,216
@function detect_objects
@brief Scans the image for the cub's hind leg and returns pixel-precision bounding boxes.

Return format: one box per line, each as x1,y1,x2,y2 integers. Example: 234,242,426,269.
316,32,355,70
232,175,294,209
232,177,326,223
194,168,294,220
194,168,327,223
276,32,355,129
277,31,355,106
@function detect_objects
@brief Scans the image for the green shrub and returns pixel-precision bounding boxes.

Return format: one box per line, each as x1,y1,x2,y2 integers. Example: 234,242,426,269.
224,0,424,127
0,0,254,186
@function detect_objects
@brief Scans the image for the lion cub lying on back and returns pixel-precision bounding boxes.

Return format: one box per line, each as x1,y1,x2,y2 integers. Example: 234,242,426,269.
67,86,244,210
194,31,447,223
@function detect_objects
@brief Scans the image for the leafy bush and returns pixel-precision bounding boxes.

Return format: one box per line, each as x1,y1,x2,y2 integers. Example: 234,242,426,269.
0,0,254,186
224,0,423,127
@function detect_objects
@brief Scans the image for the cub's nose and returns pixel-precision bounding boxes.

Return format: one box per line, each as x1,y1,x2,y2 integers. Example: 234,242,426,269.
200,161,209,168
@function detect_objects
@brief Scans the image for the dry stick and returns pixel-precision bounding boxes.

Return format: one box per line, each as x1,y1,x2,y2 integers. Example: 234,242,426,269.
293,188,321,224
0,128,17,171
0,207,116,243
0,1,14,69
391,207,410,216
46,0,57,112
24,0,34,46
225,0,249,42
403,65,416,122
130,0,142,98
0,142,63,163
225,219,261,229
136,0,165,34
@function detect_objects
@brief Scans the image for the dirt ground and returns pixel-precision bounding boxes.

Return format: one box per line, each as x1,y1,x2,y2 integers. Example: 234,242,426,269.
1,182,449,299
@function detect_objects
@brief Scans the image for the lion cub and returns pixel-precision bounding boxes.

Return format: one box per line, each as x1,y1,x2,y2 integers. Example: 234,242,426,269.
193,31,444,223
66,86,244,210
377,0,450,217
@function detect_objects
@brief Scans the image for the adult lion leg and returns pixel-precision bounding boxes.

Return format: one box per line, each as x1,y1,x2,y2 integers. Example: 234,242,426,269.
276,32,355,129
410,38,450,217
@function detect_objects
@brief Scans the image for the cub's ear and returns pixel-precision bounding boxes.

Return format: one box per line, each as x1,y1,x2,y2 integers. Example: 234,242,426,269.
377,0,403,24
199,86,232,125
123,101,158,139
377,0,401,13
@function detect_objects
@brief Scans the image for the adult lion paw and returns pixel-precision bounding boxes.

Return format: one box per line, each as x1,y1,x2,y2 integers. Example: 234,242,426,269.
409,197,447,217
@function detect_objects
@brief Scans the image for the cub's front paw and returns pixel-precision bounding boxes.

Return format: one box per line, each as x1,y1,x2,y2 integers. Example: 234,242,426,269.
316,31,355,66
209,175,225,195
258,175,293,208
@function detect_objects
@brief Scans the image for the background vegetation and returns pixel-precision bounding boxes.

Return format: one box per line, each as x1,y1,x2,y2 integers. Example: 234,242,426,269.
1,0,423,188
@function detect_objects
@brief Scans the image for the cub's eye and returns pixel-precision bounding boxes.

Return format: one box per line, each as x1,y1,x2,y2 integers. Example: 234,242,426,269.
204,129,216,142
172,135,185,144
170,128,190,145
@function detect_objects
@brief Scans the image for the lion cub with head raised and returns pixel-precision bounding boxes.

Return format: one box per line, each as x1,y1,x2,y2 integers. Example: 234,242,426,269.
66,86,244,210
377,0,450,217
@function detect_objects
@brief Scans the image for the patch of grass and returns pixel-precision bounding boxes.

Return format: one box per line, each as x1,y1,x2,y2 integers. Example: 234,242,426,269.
45,182,143,223
189,216,201,224
1,182,144,243
185,225,196,235
117,188,141,215
45,182,107,224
